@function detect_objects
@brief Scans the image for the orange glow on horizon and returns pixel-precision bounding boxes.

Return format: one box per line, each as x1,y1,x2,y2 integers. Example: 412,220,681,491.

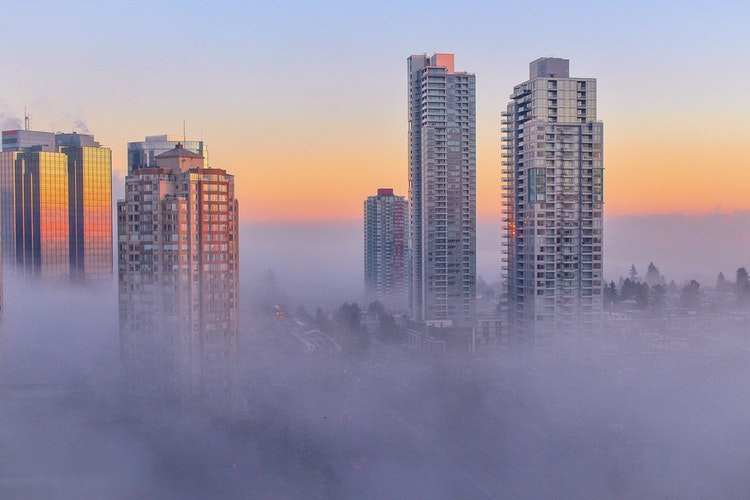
604,133,749,216
110,114,750,223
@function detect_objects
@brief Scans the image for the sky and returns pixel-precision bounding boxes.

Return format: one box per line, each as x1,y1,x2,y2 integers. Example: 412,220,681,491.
1,0,749,280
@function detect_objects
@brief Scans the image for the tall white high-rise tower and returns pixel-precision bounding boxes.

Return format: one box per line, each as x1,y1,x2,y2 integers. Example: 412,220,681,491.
408,53,476,327
502,58,604,338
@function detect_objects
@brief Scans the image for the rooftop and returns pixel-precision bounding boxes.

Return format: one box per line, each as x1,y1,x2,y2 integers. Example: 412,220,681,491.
154,143,204,159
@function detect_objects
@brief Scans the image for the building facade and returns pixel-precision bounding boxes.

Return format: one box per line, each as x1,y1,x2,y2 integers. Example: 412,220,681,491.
0,130,55,264
502,58,604,338
0,130,112,280
408,53,476,326
56,133,113,281
127,134,207,174
0,151,20,264
118,144,239,406
364,188,409,312
1,129,55,152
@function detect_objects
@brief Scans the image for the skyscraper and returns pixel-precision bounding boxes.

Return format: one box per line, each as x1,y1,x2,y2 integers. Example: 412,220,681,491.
408,53,476,326
364,188,409,311
502,58,604,338
0,150,22,264
118,144,239,406
0,130,55,265
0,130,112,280
56,133,113,281
15,148,71,278
127,134,207,174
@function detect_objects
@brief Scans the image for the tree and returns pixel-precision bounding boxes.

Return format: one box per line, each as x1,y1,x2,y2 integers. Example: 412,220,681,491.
337,302,362,332
716,272,727,292
620,278,637,301
603,281,618,308
368,300,386,320
337,302,369,355
651,284,667,312
629,265,639,282
680,280,701,309
737,267,750,305
635,282,650,310
644,262,665,286
377,313,403,343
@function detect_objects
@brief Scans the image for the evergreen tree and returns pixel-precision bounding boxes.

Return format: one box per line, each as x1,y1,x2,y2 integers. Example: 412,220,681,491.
629,265,639,282
737,267,750,305
603,281,618,308
651,284,667,312
716,272,727,292
635,282,650,309
620,278,637,301
368,300,386,320
680,280,701,309
337,302,369,355
377,313,403,343
644,262,665,286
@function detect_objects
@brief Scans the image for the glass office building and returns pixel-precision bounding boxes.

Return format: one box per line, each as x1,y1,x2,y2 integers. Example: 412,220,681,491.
16,150,71,278
0,151,20,263
59,137,113,280
0,130,112,280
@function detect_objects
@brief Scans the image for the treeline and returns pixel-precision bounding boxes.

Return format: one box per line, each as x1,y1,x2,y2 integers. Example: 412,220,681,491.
604,263,750,312
293,301,405,357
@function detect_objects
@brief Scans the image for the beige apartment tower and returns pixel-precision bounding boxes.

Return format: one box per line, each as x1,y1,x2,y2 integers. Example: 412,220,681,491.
118,144,239,406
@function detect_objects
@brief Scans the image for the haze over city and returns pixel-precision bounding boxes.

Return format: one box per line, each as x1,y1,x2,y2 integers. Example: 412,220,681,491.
1,0,750,498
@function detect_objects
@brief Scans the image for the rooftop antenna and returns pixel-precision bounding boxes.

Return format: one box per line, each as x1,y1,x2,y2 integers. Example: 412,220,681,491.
183,118,186,143
24,107,30,131
201,129,208,166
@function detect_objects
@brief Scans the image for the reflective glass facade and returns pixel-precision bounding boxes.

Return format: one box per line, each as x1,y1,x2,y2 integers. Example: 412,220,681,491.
62,145,113,280
16,151,71,278
0,130,112,281
0,152,19,264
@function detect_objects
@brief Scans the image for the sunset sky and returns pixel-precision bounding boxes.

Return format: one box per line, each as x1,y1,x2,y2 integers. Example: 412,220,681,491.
2,0,748,225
